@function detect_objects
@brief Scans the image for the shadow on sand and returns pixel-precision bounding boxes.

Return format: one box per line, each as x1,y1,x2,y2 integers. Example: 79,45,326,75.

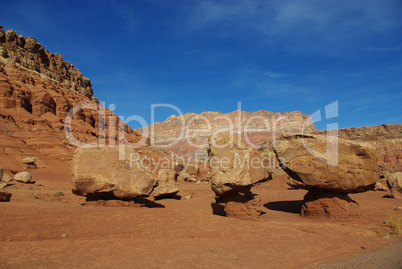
264,200,303,214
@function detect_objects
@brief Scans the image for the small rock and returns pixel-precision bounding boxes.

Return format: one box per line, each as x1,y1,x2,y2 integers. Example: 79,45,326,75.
184,195,193,200
22,156,39,164
361,246,366,250
0,190,12,202
0,182,7,190
61,233,68,238
2,173,13,182
14,171,32,183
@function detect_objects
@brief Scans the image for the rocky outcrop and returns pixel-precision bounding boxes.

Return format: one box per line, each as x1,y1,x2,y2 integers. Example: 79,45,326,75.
137,110,316,160
209,132,271,220
0,26,143,173
270,134,377,217
387,172,402,199
0,26,93,98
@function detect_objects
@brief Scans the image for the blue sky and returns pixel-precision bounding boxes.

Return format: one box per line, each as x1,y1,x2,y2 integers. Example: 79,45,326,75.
1,0,401,130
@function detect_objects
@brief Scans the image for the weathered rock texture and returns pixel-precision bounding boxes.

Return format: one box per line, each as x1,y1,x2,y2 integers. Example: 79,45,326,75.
0,26,143,173
301,189,360,218
137,110,316,160
14,171,32,183
273,134,377,193
271,134,377,217
209,132,271,220
152,169,179,198
387,172,402,199
71,146,159,199
316,124,402,178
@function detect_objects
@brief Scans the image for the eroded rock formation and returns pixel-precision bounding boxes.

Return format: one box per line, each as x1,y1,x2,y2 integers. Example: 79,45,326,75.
0,26,143,174
270,133,377,218
209,132,271,220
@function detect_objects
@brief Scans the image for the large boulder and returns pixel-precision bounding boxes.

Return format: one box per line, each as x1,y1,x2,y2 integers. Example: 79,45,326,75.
387,172,402,199
152,169,179,198
273,134,377,193
14,171,32,183
71,146,157,199
271,133,377,217
209,132,271,196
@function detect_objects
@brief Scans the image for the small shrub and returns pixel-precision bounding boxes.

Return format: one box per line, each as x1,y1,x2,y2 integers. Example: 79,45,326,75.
54,191,65,197
388,214,401,237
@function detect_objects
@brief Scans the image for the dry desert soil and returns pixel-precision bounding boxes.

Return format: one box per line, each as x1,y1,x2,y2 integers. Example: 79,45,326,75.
1,164,401,269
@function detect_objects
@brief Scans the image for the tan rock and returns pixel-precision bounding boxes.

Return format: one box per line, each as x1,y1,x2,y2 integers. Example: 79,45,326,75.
0,182,7,189
178,172,197,182
22,156,39,164
273,134,377,193
374,179,389,191
286,177,309,189
71,146,157,199
1,173,12,182
152,169,179,198
387,172,402,199
209,132,271,196
14,171,32,183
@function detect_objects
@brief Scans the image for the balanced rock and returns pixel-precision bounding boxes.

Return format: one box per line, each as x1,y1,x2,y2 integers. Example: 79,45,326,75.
209,132,271,196
209,132,271,220
272,134,377,217
152,169,179,198
387,172,402,199
0,190,11,202
22,156,39,169
14,171,32,183
71,146,158,199
273,134,377,193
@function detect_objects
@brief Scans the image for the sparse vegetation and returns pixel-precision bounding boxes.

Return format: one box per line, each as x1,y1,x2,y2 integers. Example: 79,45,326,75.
32,193,40,199
54,191,65,197
377,213,402,238
387,214,401,237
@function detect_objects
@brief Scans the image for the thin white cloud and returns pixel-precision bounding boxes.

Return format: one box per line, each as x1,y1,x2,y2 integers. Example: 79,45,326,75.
185,0,402,54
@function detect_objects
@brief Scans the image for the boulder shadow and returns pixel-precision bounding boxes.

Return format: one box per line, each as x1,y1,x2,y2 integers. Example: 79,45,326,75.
154,194,182,201
211,202,226,216
264,200,303,214
85,195,165,208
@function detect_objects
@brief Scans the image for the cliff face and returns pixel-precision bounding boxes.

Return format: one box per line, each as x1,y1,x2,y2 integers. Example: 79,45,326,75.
0,26,142,173
138,110,316,159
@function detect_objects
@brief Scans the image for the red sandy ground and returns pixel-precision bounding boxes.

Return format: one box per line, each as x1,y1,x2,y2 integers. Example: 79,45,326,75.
0,164,401,268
